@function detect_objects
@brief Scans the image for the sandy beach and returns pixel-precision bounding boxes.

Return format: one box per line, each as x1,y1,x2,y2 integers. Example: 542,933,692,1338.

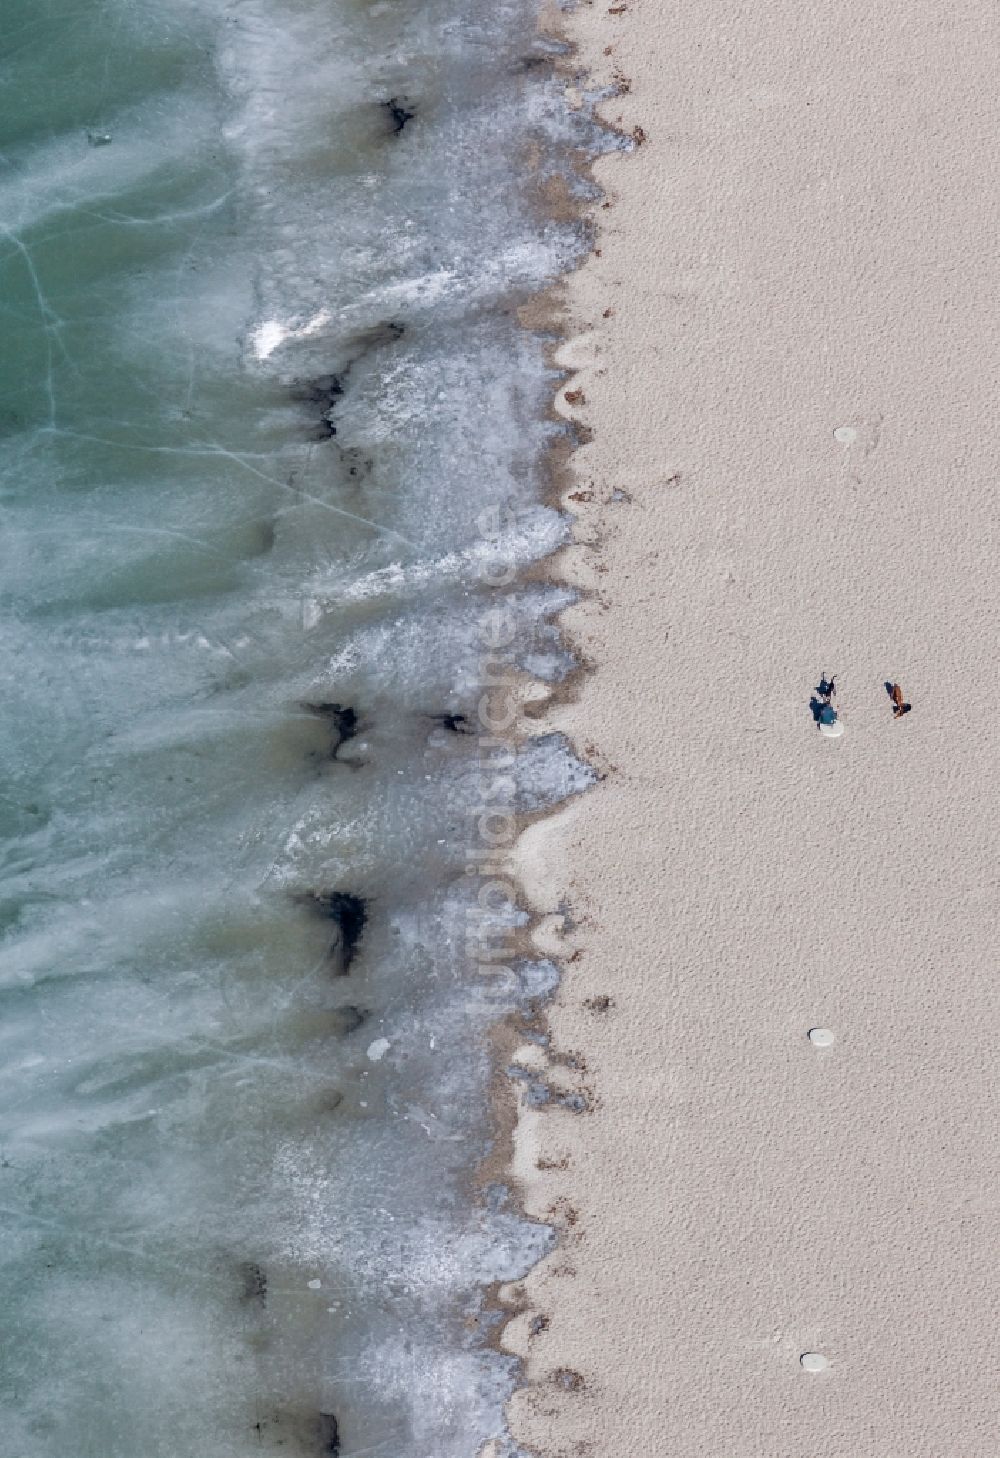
503,3,1000,1454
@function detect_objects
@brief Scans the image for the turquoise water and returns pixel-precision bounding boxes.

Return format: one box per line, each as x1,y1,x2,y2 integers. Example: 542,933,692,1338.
0,1,599,1453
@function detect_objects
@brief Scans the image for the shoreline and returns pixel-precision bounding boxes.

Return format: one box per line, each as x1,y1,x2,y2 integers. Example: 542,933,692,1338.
2,1,603,1452
501,2,1000,1454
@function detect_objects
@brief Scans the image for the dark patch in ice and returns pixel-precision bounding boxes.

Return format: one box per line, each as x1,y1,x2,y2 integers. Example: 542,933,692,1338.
251,519,276,555
252,1409,341,1453
302,891,369,974
529,1313,550,1337
514,54,554,73
238,1261,267,1306
384,96,416,133
318,1411,340,1455
340,447,375,481
292,374,344,439
429,711,472,734
293,323,404,438
302,702,360,760
352,319,405,349
331,1004,369,1036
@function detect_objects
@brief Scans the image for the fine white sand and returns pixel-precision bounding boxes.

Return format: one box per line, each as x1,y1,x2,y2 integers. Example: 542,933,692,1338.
504,3,1000,1454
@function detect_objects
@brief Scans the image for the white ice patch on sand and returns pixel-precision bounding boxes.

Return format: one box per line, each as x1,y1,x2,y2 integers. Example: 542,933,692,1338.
808,1027,835,1047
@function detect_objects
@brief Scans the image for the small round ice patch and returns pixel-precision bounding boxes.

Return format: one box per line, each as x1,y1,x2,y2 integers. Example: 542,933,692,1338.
808,1027,835,1047
800,1352,830,1372
833,425,858,444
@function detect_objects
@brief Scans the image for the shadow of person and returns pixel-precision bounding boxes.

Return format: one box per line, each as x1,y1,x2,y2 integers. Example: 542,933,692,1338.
884,680,896,700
